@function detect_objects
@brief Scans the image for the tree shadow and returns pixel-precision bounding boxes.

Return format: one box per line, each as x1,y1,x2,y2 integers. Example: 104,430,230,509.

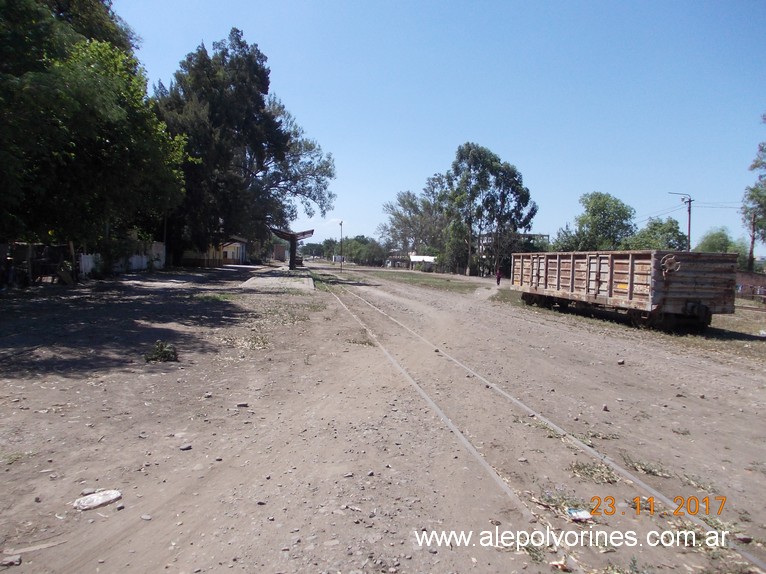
311,273,378,288
0,267,255,377
555,305,765,341
697,326,765,342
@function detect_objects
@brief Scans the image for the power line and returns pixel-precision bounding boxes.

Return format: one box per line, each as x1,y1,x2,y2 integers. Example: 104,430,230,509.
634,205,685,225
696,203,740,206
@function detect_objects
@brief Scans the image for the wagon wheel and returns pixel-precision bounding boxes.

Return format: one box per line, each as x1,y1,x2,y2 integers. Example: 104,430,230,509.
521,292,534,305
649,312,678,331
627,310,646,328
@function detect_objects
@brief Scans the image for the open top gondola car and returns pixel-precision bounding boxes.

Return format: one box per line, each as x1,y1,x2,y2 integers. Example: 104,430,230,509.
510,250,737,330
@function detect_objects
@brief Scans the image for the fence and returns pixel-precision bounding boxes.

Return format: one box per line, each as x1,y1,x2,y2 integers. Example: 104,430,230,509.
79,242,165,277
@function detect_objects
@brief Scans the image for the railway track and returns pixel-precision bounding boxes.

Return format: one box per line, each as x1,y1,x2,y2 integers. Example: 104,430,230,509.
322,268,766,573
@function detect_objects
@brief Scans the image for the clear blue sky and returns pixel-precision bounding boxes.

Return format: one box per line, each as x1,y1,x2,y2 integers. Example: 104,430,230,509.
112,0,766,252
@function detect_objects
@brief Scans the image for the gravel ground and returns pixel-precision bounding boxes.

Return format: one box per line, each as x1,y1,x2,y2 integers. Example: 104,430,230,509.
1,264,764,574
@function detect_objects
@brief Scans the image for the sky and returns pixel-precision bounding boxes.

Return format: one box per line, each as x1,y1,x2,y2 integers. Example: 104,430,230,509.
112,0,766,252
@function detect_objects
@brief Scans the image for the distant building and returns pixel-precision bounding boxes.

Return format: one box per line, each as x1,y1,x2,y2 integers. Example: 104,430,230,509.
223,236,247,264
409,253,436,271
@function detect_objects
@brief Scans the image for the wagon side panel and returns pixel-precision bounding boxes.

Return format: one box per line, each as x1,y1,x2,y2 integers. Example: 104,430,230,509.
650,252,737,315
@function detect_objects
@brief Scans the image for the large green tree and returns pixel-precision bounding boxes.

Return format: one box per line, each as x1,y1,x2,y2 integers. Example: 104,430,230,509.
342,235,386,266
446,143,537,275
378,174,449,255
0,0,185,246
155,29,334,260
262,98,335,223
694,227,748,269
554,192,636,251
621,217,687,251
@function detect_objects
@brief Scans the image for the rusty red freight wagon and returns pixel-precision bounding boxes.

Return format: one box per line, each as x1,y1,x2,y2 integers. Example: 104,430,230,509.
509,250,737,330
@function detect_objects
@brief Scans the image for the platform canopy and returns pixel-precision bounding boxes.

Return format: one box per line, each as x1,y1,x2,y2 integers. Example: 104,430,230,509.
270,228,314,270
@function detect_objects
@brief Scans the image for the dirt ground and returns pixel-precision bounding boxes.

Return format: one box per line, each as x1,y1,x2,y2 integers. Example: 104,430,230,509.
1,263,764,574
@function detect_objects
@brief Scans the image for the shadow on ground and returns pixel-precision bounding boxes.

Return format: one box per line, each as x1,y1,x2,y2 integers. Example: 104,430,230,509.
0,267,255,377
553,305,766,341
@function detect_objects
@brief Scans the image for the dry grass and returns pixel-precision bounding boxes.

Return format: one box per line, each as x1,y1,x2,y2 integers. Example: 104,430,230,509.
491,288,766,363
621,452,671,478
569,460,619,484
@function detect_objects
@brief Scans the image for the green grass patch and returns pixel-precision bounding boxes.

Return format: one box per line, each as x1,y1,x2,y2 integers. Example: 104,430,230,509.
362,270,478,294
489,288,525,306
193,292,236,302
145,340,178,362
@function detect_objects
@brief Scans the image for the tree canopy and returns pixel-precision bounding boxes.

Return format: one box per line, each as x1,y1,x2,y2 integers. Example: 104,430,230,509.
379,144,538,275
694,226,748,270
446,143,537,275
377,174,449,255
2,5,334,270
154,29,335,260
1,0,185,245
621,217,687,251
553,192,636,251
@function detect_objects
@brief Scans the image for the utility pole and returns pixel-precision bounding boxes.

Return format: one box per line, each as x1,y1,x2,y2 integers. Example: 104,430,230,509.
339,221,343,273
669,193,693,251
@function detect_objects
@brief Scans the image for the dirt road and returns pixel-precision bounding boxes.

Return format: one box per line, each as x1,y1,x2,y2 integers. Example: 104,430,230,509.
1,264,764,573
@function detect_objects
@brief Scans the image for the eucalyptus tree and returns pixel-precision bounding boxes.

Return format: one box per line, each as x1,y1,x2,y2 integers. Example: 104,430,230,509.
741,113,766,271
486,161,537,273
446,143,537,275
378,173,449,254
447,143,496,275
741,184,766,271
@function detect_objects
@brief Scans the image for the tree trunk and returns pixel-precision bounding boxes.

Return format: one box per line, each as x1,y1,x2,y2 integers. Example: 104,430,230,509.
748,212,756,272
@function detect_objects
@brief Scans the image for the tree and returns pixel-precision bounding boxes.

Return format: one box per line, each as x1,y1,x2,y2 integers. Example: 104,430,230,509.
741,183,766,271
378,190,421,253
741,113,766,271
694,227,749,270
695,227,733,252
447,143,497,275
446,143,537,275
322,238,337,258
576,192,636,250
378,174,450,256
486,161,537,274
0,0,185,246
43,0,135,52
750,113,766,182
621,217,687,251
155,30,289,257
341,235,385,266
155,29,334,261
554,192,635,251
300,242,325,258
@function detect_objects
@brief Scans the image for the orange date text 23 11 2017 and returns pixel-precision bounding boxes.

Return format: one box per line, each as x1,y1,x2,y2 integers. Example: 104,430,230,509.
590,496,727,517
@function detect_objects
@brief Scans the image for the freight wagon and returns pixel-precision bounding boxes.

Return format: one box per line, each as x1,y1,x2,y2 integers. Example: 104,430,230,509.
509,250,737,330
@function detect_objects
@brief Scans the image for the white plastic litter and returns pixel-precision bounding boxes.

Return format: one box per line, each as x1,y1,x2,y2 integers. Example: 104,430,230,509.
73,489,122,511
566,508,592,522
